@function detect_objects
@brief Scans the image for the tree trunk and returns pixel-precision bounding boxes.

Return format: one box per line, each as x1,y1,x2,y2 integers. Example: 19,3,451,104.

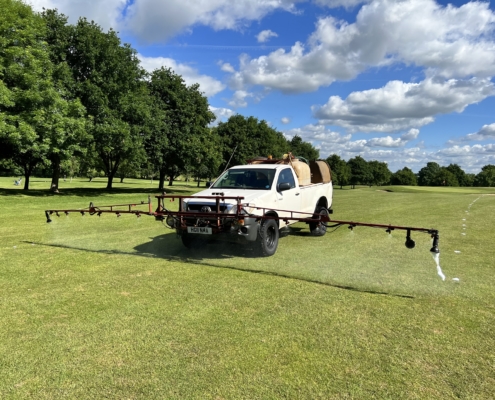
158,169,166,190
22,162,36,190
50,155,61,192
197,177,200,187
106,172,115,189
23,171,30,190
120,176,124,183
168,174,174,186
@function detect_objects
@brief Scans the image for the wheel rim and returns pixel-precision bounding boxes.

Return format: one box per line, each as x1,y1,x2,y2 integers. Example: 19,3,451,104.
319,210,328,232
266,226,276,248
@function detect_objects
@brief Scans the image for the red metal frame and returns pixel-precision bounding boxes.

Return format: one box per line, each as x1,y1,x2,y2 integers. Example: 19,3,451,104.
45,194,440,252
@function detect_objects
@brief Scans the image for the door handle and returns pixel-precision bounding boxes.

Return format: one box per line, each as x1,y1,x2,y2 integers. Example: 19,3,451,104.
295,193,300,196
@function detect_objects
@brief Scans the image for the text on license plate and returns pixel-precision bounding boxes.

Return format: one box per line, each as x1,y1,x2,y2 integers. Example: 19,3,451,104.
187,227,212,234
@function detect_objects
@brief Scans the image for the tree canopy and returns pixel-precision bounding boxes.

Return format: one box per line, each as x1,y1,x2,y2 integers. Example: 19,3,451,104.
1,0,493,191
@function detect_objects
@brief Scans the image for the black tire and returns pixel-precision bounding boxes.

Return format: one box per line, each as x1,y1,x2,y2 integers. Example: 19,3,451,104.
309,207,329,236
256,219,279,257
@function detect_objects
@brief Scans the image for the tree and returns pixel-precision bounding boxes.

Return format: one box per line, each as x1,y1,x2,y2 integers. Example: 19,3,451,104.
0,0,86,190
348,156,373,188
63,17,148,189
474,165,495,187
146,67,215,189
391,167,417,185
288,135,319,161
214,115,288,170
41,9,90,191
368,160,391,186
326,154,351,188
464,173,475,187
431,167,459,186
446,163,468,186
193,129,222,186
417,162,441,186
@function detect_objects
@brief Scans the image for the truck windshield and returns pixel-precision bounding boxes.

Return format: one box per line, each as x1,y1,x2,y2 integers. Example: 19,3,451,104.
212,169,275,190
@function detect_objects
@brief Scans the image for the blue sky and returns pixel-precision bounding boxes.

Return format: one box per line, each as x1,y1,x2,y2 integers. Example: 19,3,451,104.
29,0,495,173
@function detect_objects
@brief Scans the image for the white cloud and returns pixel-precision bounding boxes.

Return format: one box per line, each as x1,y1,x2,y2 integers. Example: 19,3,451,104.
450,123,495,143
257,30,278,43
314,0,367,8
28,0,303,43
124,0,298,43
366,136,403,148
283,124,493,172
227,90,265,108
312,78,494,133
28,0,128,31
477,123,495,138
281,117,291,124
229,0,495,94
400,128,420,141
227,90,253,108
137,54,225,97
220,63,235,73
284,124,351,142
209,106,234,125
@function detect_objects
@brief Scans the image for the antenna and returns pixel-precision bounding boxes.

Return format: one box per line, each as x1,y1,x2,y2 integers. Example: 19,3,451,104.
222,144,238,173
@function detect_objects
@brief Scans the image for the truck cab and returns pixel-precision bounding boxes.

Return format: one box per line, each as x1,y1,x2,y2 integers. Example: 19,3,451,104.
178,158,333,256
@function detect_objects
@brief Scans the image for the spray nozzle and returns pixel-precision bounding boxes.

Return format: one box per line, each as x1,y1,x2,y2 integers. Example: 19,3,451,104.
430,232,440,253
405,229,415,249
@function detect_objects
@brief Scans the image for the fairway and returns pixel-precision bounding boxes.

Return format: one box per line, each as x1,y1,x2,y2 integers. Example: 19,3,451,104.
1,177,494,399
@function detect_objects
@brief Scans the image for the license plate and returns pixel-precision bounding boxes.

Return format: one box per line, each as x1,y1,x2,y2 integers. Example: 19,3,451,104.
187,226,212,235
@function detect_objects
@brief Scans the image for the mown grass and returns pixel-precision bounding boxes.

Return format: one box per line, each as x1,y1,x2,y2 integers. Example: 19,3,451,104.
1,177,494,399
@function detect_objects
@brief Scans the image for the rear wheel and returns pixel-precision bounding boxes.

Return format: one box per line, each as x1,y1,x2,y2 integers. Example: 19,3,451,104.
309,207,329,236
256,219,279,256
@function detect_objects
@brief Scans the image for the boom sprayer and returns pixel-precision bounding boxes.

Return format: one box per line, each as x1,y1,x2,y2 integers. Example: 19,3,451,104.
44,193,440,255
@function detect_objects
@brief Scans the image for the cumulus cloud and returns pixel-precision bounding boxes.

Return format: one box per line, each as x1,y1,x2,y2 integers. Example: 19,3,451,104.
229,0,495,94
28,0,128,31
227,90,265,108
283,124,492,172
257,30,278,43
314,0,367,8
209,106,234,125
449,123,495,143
220,63,235,73
400,128,420,141
312,78,494,132
281,117,291,124
284,124,351,142
137,54,225,97
124,0,298,43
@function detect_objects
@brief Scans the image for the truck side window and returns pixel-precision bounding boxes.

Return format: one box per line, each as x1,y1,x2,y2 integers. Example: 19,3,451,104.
277,168,296,189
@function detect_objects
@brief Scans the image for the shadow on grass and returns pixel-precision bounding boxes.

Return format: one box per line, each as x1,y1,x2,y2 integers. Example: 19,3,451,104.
0,186,191,198
24,232,414,299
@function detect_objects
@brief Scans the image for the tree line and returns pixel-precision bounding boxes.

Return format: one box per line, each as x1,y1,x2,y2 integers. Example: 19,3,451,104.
326,155,495,188
0,0,319,191
2,0,494,190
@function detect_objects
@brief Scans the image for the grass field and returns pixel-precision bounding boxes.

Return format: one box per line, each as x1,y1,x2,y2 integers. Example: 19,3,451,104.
1,177,494,399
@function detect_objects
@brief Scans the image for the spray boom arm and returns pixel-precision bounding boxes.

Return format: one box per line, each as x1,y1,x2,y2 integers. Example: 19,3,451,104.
44,194,440,253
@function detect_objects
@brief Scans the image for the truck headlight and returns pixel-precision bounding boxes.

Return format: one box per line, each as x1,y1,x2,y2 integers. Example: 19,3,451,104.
242,203,257,214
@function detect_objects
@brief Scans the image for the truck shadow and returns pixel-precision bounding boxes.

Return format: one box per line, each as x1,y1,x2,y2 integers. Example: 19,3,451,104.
26,232,414,299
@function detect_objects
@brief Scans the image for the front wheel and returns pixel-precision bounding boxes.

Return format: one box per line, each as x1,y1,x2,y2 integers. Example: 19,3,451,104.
309,207,329,236
256,219,279,257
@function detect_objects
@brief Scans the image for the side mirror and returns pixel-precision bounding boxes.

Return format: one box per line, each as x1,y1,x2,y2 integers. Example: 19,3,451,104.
277,182,291,192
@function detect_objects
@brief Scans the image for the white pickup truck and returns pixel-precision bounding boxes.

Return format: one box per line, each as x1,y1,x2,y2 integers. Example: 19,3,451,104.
176,157,333,256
